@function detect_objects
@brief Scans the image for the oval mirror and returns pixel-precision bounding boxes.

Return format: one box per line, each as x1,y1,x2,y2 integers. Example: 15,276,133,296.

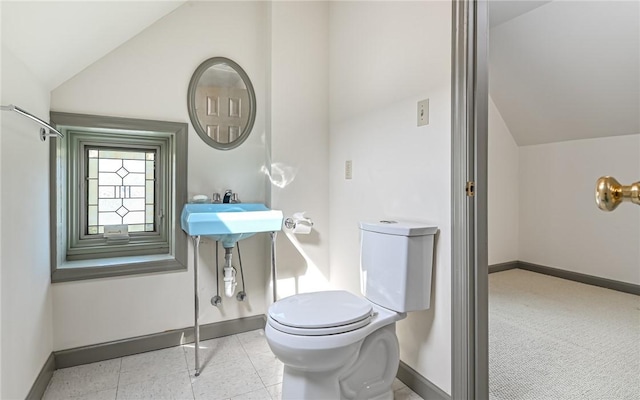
187,57,256,150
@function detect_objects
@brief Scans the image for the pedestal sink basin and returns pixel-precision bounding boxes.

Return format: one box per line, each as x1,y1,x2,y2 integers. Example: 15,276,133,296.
183,203,283,377
181,203,283,248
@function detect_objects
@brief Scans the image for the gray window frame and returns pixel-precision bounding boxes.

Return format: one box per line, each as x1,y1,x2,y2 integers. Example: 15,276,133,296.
68,133,168,260
50,112,188,283
76,142,162,242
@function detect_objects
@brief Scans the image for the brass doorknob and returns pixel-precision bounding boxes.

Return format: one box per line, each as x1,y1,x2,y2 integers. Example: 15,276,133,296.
595,176,640,211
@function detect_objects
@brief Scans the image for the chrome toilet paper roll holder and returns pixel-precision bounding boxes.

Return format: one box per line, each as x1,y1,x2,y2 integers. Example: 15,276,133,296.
284,212,314,230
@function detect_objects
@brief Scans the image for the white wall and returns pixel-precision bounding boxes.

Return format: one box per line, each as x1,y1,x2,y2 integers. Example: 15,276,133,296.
268,2,331,298
0,46,54,399
489,0,640,282
50,1,270,350
328,1,452,394
519,135,640,284
490,94,640,282
488,97,519,265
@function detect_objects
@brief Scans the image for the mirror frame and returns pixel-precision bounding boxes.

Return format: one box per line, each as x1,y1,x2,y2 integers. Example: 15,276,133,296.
187,57,257,150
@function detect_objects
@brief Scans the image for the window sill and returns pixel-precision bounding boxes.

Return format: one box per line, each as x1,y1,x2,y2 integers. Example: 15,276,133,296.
52,254,187,283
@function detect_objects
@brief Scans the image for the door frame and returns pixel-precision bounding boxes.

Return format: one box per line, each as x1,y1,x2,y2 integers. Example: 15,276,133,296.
451,0,489,399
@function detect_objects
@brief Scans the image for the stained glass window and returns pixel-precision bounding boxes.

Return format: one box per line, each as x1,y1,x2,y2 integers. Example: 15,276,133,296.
86,147,156,235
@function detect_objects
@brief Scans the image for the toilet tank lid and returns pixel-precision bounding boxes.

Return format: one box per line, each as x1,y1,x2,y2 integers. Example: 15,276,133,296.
360,221,438,236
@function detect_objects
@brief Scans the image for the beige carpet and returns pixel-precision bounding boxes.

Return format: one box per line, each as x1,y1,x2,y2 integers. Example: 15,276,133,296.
489,269,640,400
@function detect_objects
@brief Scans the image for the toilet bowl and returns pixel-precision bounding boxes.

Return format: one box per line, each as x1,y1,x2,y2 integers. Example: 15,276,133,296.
265,221,437,400
266,290,406,400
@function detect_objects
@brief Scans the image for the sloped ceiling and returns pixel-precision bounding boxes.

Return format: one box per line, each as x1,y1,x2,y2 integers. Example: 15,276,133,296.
489,0,551,28
1,1,185,91
489,1,639,146
2,0,637,147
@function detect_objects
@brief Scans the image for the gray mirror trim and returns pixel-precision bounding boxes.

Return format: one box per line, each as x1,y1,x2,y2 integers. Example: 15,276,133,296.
187,57,256,150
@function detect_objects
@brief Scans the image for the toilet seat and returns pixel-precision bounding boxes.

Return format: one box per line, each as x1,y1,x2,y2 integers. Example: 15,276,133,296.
268,290,373,336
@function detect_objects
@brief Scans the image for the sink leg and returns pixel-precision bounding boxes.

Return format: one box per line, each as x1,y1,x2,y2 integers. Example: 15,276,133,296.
270,231,278,303
192,235,201,377
211,241,222,306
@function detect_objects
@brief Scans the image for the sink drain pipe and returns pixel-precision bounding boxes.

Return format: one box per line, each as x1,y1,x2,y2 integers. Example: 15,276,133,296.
223,248,237,297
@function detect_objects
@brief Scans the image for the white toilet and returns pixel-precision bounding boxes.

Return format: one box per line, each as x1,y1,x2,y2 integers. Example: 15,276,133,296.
265,220,437,400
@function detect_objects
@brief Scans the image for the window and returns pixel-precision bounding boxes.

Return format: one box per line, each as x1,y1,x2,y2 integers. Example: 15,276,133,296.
85,147,157,236
50,112,188,282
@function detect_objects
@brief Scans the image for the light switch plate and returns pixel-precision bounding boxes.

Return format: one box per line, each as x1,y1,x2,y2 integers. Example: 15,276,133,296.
345,160,353,180
418,99,429,126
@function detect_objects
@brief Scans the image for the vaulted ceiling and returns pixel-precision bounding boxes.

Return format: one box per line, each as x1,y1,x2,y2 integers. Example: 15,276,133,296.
489,0,551,28
1,1,185,91
2,1,638,147
489,1,639,146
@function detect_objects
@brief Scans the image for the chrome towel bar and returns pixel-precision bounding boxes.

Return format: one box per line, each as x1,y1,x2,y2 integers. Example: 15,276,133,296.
1,104,64,141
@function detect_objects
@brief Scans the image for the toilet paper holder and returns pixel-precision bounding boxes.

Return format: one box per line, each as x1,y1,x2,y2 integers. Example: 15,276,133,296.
284,212,314,230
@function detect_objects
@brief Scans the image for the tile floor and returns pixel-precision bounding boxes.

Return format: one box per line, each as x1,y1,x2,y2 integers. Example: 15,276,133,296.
43,329,424,400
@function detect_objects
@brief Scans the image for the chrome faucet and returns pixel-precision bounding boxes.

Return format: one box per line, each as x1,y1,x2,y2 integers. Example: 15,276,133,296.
223,190,240,203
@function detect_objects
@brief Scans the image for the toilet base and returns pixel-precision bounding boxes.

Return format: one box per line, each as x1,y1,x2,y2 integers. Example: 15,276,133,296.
282,367,346,400
282,368,394,400
280,324,400,400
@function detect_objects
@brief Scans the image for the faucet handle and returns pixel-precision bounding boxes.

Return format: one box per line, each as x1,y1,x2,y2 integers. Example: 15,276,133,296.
231,193,240,203
212,193,222,203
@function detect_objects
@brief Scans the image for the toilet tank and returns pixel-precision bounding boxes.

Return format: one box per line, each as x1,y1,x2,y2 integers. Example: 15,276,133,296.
359,221,437,312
